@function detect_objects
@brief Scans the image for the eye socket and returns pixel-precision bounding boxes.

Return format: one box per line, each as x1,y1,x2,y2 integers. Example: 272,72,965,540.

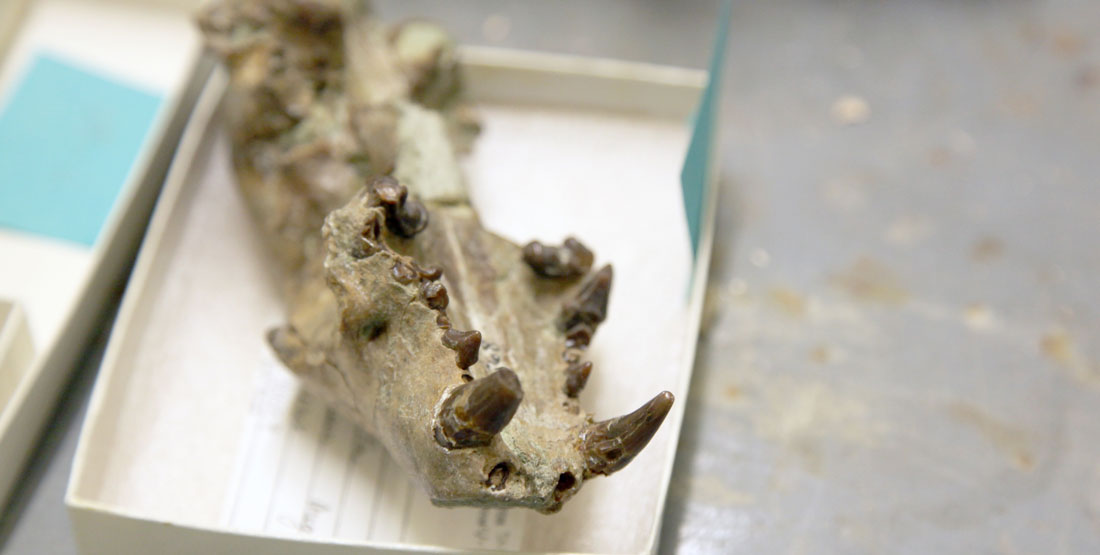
487,462,511,491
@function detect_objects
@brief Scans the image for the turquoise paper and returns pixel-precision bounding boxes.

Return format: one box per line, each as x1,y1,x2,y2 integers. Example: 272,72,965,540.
0,53,162,246
681,0,730,258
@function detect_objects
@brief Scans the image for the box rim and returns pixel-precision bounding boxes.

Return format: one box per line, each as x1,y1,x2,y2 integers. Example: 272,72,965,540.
0,301,33,409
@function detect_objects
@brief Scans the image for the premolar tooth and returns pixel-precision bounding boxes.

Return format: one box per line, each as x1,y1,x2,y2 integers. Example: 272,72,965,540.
441,329,481,369
583,391,674,476
434,368,524,449
564,323,593,349
371,176,406,205
563,361,592,397
561,264,613,332
421,281,449,309
392,260,419,283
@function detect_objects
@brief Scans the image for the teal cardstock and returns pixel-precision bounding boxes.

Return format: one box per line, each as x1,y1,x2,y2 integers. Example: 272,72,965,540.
0,53,162,246
681,0,730,259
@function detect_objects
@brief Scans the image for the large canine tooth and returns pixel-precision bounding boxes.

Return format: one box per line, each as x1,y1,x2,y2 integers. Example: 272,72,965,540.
434,368,523,449
583,391,674,476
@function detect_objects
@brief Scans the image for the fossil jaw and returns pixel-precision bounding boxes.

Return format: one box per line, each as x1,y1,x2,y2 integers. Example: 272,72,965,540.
200,0,675,513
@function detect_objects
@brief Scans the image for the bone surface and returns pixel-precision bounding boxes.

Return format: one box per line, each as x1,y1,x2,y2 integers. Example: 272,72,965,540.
199,0,673,513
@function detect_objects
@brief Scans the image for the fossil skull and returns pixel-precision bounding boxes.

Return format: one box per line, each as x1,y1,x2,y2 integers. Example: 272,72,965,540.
199,0,674,513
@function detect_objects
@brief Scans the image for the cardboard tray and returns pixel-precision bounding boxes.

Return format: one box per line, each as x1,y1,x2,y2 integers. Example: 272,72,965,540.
0,0,205,509
66,47,717,554
0,301,34,415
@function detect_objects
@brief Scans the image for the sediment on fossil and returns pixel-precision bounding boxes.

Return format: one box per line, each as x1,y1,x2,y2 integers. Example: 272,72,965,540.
200,0,676,513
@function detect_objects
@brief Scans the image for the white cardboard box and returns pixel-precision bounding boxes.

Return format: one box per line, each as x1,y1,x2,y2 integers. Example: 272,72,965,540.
66,45,718,554
0,0,203,508
0,301,34,414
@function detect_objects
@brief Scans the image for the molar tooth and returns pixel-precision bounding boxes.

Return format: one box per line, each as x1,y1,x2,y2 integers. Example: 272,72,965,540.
583,391,674,476
561,264,613,332
392,260,419,283
435,368,524,449
417,264,443,280
563,361,592,397
564,322,593,349
371,176,406,205
391,197,428,237
421,281,449,310
441,329,481,369
522,236,594,278
369,176,429,237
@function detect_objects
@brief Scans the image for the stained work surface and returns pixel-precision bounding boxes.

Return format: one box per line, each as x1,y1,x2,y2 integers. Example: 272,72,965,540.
659,0,1100,553
381,0,1099,550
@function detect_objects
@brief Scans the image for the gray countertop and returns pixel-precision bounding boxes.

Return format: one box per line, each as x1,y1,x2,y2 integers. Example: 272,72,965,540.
3,0,1100,553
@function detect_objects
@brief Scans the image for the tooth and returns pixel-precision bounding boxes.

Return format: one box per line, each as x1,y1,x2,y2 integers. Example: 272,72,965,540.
435,313,452,329
391,197,428,236
421,281,449,310
522,236,594,278
563,237,594,269
353,215,382,258
583,391,674,476
370,176,429,237
391,260,419,283
372,176,406,205
417,264,443,280
561,264,613,332
563,361,592,397
564,323,592,349
441,329,481,369
267,326,306,371
434,368,524,448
